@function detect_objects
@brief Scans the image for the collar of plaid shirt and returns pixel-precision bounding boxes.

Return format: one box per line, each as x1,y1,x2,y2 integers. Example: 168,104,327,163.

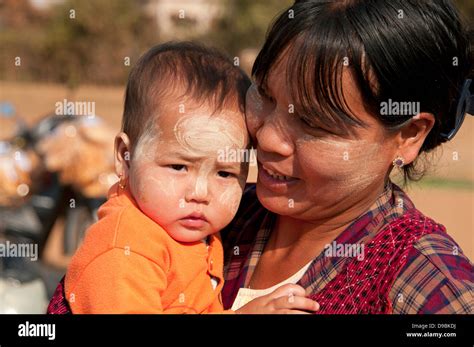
221,180,472,313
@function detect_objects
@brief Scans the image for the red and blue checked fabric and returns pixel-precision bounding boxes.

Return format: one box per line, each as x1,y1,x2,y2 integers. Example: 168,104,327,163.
221,182,474,314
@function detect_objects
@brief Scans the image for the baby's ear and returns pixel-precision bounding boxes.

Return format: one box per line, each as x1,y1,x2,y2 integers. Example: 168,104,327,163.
114,132,131,177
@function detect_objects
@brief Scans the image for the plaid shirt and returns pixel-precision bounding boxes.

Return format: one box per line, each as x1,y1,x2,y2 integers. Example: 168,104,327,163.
221,182,473,314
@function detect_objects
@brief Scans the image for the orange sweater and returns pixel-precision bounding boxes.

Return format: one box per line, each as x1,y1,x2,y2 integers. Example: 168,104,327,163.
65,184,229,314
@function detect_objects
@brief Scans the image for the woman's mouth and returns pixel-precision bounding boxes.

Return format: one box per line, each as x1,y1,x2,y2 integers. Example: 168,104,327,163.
262,166,294,181
258,162,300,192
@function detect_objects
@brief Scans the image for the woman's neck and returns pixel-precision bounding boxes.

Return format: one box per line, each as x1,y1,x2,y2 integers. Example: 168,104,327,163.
271,216,349,253
271,180,389,251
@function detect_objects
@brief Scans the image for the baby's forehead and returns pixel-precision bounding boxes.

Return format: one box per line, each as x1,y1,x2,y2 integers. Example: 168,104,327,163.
154,102,246,133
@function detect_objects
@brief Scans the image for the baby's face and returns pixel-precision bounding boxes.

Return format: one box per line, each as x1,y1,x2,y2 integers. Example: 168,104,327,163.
128,99,250,242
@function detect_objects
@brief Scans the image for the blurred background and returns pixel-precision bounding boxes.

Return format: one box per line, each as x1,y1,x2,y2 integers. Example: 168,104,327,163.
0,0,473,313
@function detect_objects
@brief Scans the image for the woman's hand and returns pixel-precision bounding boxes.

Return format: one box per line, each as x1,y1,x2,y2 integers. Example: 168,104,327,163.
235,284,320,314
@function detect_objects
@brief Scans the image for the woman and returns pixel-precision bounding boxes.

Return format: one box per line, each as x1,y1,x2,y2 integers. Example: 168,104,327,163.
222,0,473,314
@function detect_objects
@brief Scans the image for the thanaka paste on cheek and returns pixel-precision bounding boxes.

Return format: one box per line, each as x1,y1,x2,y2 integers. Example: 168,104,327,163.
126,111,249,242
296,135,387,196
218,184,242,216
148,176,178,198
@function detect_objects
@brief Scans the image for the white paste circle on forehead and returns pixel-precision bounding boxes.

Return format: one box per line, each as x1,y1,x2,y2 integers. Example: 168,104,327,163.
174,115,245,154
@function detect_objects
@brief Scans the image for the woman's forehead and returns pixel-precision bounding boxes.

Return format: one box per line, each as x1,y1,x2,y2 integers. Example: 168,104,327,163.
256,47,290,90
261,55,378,134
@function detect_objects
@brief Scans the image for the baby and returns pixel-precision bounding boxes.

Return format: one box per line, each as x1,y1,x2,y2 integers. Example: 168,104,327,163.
62,42,319,314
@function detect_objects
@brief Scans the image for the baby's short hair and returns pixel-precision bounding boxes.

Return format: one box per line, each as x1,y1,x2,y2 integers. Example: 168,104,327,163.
122,41,251,148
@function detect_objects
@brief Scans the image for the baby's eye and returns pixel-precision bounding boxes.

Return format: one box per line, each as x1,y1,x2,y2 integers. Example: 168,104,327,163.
217,171,235,178
169,164,187,172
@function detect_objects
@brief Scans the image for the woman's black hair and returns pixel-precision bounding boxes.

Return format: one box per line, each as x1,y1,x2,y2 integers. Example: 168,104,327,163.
252,0,472,182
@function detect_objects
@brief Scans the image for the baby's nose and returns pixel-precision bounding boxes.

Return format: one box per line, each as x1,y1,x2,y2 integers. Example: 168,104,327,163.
186,175,210,203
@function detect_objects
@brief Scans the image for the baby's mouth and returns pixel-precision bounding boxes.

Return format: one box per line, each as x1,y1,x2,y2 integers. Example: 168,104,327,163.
179,212,209,229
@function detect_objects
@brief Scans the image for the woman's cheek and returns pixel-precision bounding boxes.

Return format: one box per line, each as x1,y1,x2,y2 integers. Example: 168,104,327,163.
245,86,265,140
299,138,386,191
298,139,352,181
336,141,387,189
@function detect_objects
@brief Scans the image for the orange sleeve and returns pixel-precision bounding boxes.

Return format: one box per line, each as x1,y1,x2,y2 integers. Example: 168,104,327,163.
68,248,167,314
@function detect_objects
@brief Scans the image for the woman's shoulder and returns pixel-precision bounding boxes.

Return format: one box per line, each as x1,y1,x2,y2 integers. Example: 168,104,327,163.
389,223,473,314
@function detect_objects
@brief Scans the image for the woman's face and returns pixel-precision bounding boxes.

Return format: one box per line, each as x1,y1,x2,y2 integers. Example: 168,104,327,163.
246,57,399,223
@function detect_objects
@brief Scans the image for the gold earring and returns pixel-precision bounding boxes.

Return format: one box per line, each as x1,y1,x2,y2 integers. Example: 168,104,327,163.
118,174,126,189
392,156,405,168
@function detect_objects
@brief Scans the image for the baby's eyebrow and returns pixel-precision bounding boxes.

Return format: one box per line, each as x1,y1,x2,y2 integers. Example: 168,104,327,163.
216,161,242,170
163,150,219,162
168,151,203,161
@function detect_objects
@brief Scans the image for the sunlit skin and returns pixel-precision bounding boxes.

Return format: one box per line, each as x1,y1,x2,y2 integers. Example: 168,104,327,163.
114,95,250,243
245,55,435,289
113,86,322,314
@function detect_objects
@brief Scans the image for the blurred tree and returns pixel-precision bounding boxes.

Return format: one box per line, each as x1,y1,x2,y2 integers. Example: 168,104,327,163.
0,0,158,88
0,0,471,86
198,0,292,56
0,0,47,81
190,0,292,74
454,0,474,24
204,0,472,73
40,0,158,89
0,0,46,28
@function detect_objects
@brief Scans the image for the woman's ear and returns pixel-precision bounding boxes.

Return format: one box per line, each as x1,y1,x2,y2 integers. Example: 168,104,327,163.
395,113,435,165
114,132,132,177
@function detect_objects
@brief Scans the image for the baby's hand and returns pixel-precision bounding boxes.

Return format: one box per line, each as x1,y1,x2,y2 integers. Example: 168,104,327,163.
235,283,320,314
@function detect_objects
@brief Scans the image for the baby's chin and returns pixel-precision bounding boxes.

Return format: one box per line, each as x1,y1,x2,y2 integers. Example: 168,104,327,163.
164,223,216,243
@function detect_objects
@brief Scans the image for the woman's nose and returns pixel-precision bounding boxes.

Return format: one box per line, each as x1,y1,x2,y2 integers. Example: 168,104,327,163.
255,111,294,157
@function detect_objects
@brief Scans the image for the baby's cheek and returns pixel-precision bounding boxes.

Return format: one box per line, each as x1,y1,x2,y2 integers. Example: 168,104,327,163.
216,184,243,223
147,176,178,199
133,183,178,227
131,172,180,219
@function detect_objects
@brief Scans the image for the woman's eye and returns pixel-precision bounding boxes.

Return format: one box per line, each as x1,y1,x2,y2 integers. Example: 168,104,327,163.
299,116,327,132
300,117,315,127
169,164,187,172
217,171,234,178
258,86,275,103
